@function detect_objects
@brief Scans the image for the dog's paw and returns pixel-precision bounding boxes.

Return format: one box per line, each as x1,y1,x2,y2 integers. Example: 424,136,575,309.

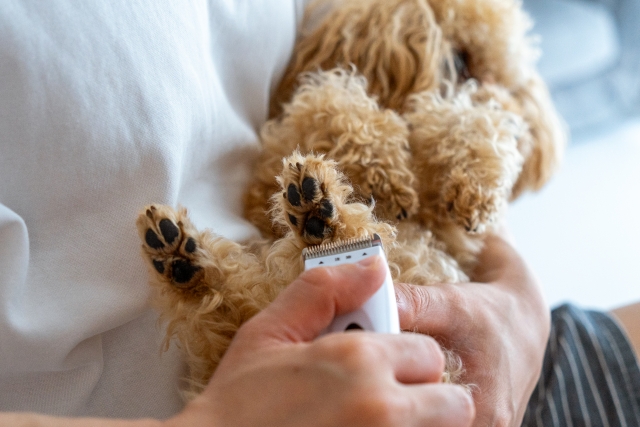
136,205,203,289
277,154,352,245
441,167,504,234
281,164,336,245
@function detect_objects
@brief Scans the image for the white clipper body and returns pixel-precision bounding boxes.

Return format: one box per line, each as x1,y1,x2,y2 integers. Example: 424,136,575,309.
302,234,400,334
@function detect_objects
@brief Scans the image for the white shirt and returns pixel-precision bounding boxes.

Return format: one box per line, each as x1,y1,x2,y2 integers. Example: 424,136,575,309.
0,0,306,418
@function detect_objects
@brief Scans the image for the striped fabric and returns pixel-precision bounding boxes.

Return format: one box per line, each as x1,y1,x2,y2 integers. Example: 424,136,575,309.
523,304,640,427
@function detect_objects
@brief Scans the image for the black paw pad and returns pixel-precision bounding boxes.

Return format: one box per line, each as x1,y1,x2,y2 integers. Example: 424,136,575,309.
301,177,317,202
288,214,298,226
145,229,165,249
171,260,201,284
152,260,165,274
185,237,197,253
319,199,333,219
287,184,301,207
446,202,454,213
159,219,179,244
305,216,326,238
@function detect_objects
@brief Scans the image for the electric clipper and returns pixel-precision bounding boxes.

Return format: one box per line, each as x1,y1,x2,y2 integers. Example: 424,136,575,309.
302,233,400,334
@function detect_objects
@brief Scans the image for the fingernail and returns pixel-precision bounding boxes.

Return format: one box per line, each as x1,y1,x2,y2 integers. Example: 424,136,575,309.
357,255,380,268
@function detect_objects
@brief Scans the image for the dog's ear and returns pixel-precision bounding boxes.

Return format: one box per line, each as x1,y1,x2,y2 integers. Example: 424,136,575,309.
425,0,566,197
269,0,445,118
510,75,567,199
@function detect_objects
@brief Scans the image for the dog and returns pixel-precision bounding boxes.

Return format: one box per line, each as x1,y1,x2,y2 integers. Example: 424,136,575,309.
136,0,565,395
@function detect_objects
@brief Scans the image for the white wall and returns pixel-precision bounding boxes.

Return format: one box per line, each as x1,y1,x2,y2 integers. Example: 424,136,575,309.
508,118,640,310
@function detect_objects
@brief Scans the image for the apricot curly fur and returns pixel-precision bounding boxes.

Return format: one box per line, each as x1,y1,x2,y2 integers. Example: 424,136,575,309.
270,0,446,116
137,0,566,398
245,69,418,236
138,154,461,395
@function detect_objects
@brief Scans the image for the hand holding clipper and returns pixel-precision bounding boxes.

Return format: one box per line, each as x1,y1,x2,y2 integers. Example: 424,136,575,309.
303,234,400,334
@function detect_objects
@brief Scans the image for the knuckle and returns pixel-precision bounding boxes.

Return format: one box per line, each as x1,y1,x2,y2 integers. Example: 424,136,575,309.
426,337,446,372
422,333,444,355
298,267,331,289
456,390,476,426
491,402,516,427
344,391,400,427
433,385,476,426
447,286,473,325
404,285,431,326
342,337,381,367
407,333,446,372
313,334,381,368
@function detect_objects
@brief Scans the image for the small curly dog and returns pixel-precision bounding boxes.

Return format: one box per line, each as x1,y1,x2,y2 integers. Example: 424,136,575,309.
136,0,565,395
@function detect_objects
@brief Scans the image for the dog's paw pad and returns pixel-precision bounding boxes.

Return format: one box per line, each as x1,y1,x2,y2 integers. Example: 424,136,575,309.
145,228,166,249
304,216,326,239
137,205,203,289
319,199,333,219
159,219,179,244
184,237,197,253
152,259,165,274
287,183,302,207
280,160,340,245
301,177,317,202
443,183,497,234
170,259,201,285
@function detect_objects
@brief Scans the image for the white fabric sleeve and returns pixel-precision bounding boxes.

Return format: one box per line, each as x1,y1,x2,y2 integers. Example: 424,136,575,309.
0,0,309,417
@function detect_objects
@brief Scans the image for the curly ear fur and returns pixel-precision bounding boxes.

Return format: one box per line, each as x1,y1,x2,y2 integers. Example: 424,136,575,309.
270,0,447,116
428,0,538,87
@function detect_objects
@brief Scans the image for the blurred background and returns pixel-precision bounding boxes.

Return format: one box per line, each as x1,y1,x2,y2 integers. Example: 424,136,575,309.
510,0,640,309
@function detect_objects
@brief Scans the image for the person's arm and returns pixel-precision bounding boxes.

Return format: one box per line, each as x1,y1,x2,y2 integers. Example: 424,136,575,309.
395,234,550,427
2,257,474,427
611,302,640,358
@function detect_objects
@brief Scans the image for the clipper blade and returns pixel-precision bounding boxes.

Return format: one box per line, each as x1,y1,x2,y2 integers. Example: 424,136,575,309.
302,233,382,261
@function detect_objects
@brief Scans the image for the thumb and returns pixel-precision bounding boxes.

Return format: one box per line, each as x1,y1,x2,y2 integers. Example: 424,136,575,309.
395,282,457,335
237,256,387,346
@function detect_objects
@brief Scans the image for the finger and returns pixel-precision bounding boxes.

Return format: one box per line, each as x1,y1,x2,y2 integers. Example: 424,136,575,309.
402,384,475,427
384,333,445,384
313,332,445,384
238,256,387,346
395,282,463,336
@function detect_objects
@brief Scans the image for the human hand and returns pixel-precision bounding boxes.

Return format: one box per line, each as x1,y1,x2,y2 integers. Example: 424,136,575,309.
395,234,550,427
168,256,474,427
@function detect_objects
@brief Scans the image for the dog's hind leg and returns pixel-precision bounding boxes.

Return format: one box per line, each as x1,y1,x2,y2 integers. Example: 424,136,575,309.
404,85,525,269
136,204,269,393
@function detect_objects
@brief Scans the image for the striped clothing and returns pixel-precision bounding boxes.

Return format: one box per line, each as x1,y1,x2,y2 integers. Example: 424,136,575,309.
523,304,640,427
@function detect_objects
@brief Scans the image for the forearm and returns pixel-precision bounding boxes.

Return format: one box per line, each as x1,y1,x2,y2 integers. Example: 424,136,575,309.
611,302,640,358
0,413,162,427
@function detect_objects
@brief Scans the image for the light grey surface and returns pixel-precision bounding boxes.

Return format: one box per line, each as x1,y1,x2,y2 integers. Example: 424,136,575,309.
509,117,640,310
509,0,640,310
527,0,620,89
524,0,640,133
